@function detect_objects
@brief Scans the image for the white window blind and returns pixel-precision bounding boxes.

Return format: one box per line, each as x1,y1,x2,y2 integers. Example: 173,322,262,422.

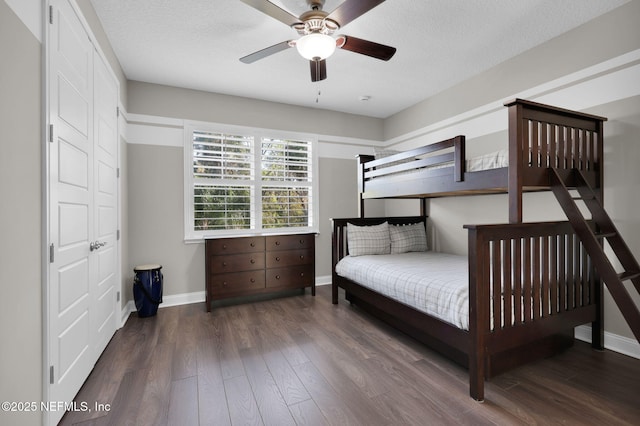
185,123,318,240
261,138,311,182
261,138,313,229
192,131,253,180
191,131,254,232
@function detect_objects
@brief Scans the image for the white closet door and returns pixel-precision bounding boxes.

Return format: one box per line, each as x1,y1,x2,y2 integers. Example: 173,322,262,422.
92,53,118,356
47,1,118,424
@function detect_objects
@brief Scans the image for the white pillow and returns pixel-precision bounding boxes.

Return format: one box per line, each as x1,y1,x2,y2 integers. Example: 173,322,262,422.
347,222,391,256
389,222,428,254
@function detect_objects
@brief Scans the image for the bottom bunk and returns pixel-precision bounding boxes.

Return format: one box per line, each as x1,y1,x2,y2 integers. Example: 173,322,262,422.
331,216,603,401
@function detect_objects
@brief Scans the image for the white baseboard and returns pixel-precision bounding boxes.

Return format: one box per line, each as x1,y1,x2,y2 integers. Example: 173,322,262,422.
159,290,206,308
119,291,206,326
119,300,135,327
316,275,331,286
575,325,640,359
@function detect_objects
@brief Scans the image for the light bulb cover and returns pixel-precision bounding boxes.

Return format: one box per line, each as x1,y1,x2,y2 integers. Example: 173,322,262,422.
296,33,336,60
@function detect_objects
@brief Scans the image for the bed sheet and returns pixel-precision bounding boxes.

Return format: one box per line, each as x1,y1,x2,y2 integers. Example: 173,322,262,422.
336,252,470,330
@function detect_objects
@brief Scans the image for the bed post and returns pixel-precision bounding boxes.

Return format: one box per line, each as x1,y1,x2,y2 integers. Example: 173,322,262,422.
454,135,466,182
331,219,339,304
357,154,374,218
592,118,606,350
466,224,487,401
420,198,428,217
506,100,524,223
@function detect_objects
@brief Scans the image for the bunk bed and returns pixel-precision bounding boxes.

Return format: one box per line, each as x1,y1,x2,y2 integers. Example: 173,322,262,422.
332,99,609,401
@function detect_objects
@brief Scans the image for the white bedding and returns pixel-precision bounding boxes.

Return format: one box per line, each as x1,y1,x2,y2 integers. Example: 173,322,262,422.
373,149,509,178
465,149,508,171
335,252,470,330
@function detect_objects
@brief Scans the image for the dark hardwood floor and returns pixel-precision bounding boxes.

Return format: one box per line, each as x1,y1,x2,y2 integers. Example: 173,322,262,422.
60,285,640,425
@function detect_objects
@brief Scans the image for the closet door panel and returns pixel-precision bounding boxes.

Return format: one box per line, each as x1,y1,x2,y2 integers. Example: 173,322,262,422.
48,2,94,422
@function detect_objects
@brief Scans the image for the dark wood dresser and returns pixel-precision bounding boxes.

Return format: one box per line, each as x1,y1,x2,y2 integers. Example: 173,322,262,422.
205,233,315,311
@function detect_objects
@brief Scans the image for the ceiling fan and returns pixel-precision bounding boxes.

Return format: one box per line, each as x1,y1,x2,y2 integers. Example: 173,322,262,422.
239,0,397,82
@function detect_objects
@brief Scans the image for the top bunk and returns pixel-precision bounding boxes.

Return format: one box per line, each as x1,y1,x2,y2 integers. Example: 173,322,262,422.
358,99,607,214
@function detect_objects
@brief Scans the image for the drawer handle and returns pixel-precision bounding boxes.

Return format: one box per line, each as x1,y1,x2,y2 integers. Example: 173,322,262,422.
223,282,228,287
275,241,280,246
250,278,255,283
299,239,305,244
222,262,227,267
250,242,255,247
222,244,227,250
250,259,255,264
275,257,280,262
275,275,280,280
299,255,304,260
300,272,305,277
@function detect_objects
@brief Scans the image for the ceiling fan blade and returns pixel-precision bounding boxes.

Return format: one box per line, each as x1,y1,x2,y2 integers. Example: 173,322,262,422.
240,40,293,64
326,0,386,27
238,0,301,27
337,35,396,61
310,59,327,82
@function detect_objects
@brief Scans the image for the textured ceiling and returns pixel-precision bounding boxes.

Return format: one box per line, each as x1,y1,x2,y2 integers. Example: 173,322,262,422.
90,0,628,118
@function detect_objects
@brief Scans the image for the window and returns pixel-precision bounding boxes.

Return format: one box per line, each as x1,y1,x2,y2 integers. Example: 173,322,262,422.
184,122,318,240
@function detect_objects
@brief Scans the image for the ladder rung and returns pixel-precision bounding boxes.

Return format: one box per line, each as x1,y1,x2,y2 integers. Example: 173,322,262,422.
618,271,640,282
595,232,617,239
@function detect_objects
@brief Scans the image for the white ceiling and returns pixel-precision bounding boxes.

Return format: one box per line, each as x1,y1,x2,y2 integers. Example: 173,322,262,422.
90,0,627,118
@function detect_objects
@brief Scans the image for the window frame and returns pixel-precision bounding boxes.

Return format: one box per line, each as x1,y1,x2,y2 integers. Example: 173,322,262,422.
183,120,319,241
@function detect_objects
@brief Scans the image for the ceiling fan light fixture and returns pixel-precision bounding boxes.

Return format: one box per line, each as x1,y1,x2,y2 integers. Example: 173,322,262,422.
296,33,336,60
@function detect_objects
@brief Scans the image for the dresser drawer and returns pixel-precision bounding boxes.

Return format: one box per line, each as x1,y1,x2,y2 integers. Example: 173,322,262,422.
266,265,314,289
207,237,265,254
266,234,314,251
210,253,265,273
205,233,314,311
210,271,266,296
266,248,313,268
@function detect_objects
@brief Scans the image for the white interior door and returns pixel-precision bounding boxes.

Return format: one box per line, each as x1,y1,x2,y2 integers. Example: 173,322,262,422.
47,1,119,424
92,53,118,356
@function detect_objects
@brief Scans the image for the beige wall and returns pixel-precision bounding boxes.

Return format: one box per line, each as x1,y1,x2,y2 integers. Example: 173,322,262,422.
127,80,384,141
0,2,42,425
127,144,203,296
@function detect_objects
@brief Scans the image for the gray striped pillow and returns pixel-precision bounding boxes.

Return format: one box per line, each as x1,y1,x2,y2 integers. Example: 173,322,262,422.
347,222,391,256
389,222,428,253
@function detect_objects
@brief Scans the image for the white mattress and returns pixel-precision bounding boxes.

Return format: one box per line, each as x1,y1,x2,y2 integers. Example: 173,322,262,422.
335,252,470,330
466,149,508,171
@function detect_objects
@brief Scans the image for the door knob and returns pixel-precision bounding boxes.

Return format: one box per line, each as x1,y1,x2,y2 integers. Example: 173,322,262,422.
90,241,107,251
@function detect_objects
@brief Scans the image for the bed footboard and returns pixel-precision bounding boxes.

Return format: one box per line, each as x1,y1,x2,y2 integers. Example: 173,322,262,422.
465,221,602,400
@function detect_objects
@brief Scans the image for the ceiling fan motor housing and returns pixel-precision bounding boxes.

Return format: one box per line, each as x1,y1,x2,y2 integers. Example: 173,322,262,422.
294,6,339,35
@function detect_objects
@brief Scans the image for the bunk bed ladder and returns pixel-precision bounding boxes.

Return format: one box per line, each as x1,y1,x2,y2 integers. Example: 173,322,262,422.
549,168,640,343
